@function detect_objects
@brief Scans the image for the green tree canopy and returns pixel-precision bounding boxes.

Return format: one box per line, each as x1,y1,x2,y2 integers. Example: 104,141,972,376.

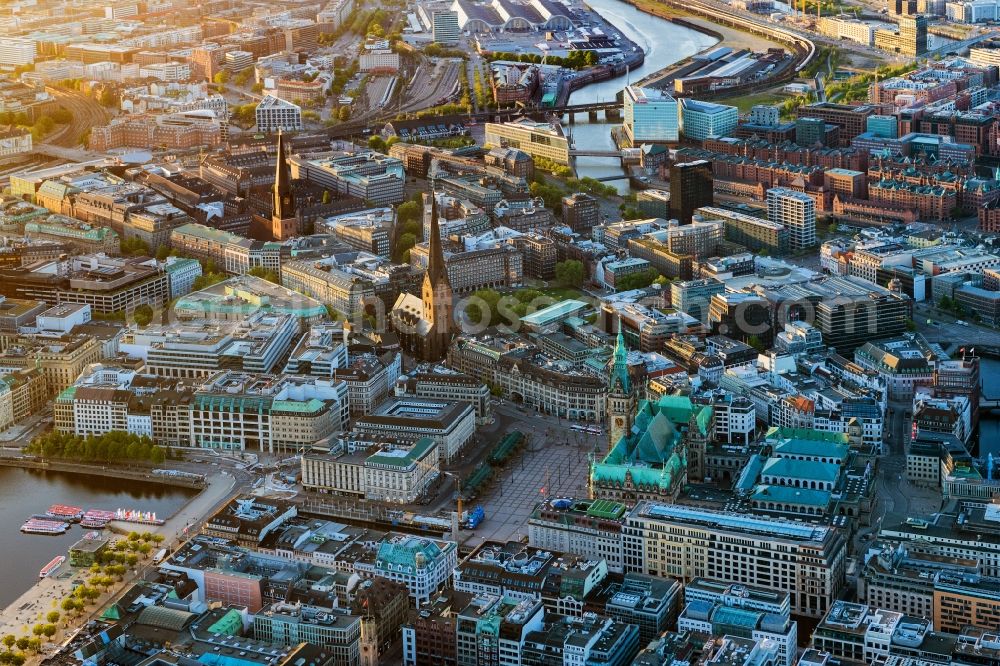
25,430,167,464
247,266,280,284
192,272,227,291
120,236,150,256
615,267,659,291
397,200,422,225
132,304,154,327
554,260,585,288
394,232,417,263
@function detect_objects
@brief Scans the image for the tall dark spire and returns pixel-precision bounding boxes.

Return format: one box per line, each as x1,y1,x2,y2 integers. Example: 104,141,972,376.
426,193,449,289
419,191,454,362
273,129,294,221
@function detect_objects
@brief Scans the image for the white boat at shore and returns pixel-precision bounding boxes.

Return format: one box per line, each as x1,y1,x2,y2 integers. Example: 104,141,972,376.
39,555,65,578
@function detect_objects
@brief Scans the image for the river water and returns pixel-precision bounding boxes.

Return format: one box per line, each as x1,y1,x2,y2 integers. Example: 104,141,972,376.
569,0,718,189
0,468,195,608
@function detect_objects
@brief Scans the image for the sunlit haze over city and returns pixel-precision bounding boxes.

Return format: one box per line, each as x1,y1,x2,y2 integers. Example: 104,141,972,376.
0,0,998,663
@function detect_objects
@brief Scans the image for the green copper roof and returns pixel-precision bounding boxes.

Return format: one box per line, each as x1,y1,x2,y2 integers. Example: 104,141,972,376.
764,426,849,444
173,223,241,244
609,324,630,393
596,394,699,494
735,454,765,493
366,437,436,467
591,458,681,490
164,257,200,274
654,395,697,426
772,437,849,460
694,404,712,437
271,398,325,414
206,609,243,636
761,457,839,484
751,484,831,507
99,604,121,621
376,537,445,572
26,219,115,241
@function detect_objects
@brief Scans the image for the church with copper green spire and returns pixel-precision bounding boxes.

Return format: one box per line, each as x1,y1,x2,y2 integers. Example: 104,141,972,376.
389,192,454,362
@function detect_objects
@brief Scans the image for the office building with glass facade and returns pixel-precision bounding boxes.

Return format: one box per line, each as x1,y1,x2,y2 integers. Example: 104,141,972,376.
679,99,738,141
623,85,679,145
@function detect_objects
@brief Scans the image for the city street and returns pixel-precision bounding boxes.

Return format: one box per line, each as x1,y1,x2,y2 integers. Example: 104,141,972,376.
0,404,52,446
912,302,999,352
854,453,941,553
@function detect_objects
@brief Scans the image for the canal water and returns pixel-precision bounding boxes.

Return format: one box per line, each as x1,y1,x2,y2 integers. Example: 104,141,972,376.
0,467,195,608
567,1,954,191
569,0,718,189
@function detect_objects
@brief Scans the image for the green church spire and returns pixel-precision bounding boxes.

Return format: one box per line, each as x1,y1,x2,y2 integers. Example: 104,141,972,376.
610,321,630,394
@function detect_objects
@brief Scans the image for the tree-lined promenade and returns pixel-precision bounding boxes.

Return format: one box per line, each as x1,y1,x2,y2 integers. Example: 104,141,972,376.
25,431,167,465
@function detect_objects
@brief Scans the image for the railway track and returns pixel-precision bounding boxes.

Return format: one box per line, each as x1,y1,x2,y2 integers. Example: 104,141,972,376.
43,87,111,149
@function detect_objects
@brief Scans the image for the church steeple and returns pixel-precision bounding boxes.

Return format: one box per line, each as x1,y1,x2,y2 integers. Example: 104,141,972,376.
610,321,630,394
420,191,453,361
607,317,636,451
248,129,299,241
425,194,450,290
273,129,294,222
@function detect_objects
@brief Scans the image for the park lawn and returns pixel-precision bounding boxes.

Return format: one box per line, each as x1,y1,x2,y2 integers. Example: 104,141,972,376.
727,90,790,113
514,284,587,301
539,286,587,301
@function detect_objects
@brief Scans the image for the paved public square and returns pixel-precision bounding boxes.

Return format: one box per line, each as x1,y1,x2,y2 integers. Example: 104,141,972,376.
466,417,597,549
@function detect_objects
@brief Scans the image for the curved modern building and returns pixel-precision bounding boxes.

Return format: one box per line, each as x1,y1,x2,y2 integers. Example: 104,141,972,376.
451,0,574,32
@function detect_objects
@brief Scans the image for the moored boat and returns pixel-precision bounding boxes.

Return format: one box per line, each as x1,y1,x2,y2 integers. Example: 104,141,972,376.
21,519,69,535
113,508,165,526
39,555,65,578
81,509,115,529
46,504,83,522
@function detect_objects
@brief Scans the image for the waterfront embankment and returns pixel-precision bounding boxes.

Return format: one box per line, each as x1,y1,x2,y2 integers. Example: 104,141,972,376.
616,0,815,92
0,457,205,488
0,471,237,639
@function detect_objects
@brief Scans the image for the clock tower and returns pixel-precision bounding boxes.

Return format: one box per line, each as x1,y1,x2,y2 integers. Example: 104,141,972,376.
607,321,636,450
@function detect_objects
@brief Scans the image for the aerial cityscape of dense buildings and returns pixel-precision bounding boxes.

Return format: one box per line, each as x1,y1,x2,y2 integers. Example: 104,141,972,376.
1,0,1000,664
